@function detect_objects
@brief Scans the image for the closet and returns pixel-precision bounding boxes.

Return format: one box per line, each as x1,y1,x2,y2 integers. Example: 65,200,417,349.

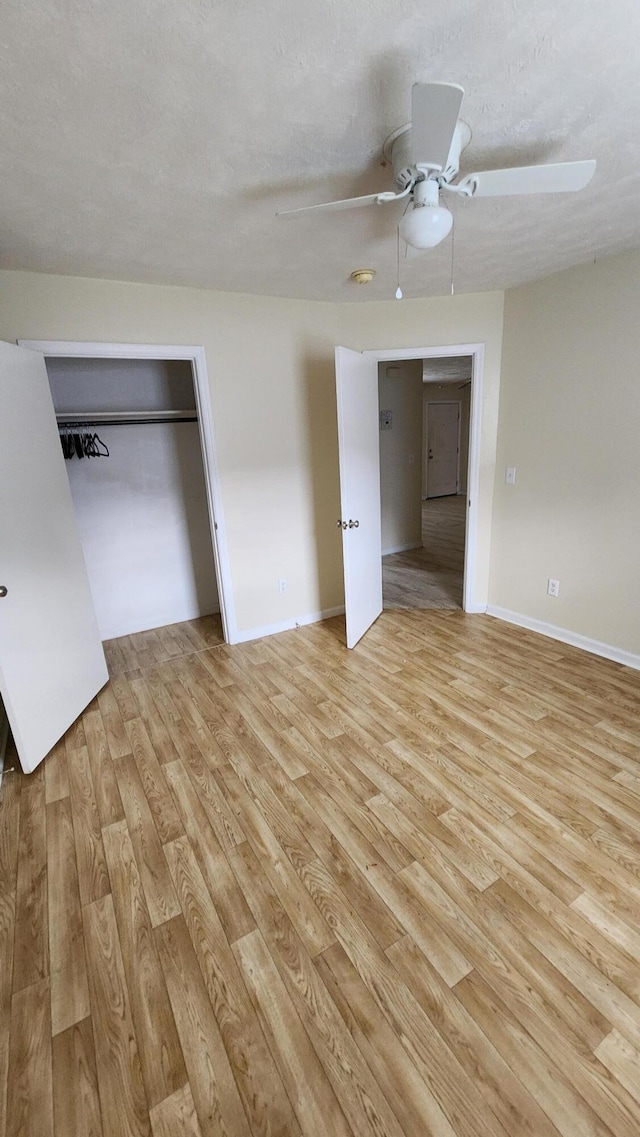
46,355,220,641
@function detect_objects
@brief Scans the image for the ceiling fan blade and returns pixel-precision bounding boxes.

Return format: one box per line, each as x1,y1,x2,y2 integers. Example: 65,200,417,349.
411,82,464,171
458,159,596,198
277,191,397,218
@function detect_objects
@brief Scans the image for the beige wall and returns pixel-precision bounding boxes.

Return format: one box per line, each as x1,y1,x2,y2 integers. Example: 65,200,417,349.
490,249,640,655
378,361,423,554
0,272,504,635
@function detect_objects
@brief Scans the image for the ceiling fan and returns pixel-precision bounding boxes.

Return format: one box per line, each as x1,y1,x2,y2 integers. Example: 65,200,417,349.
277,83,596,250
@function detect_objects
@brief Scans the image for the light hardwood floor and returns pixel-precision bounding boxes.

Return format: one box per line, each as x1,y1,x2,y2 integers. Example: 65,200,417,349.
2,609,640,1137
383,495,466,610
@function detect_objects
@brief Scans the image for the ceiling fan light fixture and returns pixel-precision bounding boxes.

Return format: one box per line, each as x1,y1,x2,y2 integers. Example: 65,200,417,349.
399,201,453,249
399,179,453,249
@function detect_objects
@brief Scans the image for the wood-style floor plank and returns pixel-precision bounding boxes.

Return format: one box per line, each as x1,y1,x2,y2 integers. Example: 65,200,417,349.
155,915,252,1137
102,820,187,1109
43,739,69,805
386,934,562,1137
46,797,90,1035
230,840,407,1137
124,718,183,845
82,894,150,1137
114,754,181,928
7,978,53,1137
12,765,48,993
83,709,124,827
52,1017,102,1137
66,743,111,907
3,610,640,1137
165,835,299,1137
149,1084,203,1137
233,927,351,1137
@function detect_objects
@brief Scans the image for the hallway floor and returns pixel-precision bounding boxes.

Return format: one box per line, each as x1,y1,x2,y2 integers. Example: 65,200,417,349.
382,494,466,610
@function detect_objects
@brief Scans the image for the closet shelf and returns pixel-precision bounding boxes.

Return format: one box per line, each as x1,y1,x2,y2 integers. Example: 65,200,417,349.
56,410,198,426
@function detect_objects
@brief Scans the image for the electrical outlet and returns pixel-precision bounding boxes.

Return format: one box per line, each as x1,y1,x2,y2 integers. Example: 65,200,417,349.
278,578,287,594
505,467,516,485
547,578,560,597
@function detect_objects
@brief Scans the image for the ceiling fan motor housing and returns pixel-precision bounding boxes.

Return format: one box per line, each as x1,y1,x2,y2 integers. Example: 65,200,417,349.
385,121,472,189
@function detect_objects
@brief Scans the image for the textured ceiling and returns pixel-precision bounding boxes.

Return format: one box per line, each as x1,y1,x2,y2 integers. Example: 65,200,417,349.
422,357,472,383
2,0,640,302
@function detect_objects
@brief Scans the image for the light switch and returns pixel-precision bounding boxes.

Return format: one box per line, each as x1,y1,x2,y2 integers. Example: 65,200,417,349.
505,467,516,485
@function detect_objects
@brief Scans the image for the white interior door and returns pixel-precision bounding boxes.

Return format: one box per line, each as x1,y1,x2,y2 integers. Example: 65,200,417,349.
335,347,382,649
426,401,460,497
0,341,108,773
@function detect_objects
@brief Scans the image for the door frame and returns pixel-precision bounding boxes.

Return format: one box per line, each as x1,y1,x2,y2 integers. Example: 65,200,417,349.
18,339,237,644
424,399,461,498
365,342,484,614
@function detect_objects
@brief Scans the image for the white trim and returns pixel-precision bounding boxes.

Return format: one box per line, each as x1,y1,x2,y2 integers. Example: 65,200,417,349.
235,605,345,645
487,606,640,671
18,340,204,361
18,339,238,644
369,344,482,361
362,341,484,614
382,541,422,556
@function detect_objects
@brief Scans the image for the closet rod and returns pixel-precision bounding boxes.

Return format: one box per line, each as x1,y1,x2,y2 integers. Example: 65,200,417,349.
56,410,198,426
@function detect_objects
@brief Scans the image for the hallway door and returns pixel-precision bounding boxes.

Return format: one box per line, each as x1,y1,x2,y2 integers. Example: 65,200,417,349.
426,401,460,497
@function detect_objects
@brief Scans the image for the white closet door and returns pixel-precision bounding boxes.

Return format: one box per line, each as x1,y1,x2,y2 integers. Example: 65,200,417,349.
0,340,108,773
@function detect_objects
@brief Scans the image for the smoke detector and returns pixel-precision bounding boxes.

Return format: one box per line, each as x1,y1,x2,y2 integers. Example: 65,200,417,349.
350,269,376,284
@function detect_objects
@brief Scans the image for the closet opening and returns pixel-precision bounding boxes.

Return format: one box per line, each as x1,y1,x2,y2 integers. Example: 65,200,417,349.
20,340,233,650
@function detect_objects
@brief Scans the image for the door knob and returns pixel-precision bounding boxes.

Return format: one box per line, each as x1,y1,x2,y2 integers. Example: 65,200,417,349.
348,520,359,528
336,520,347,530
0,586,7,598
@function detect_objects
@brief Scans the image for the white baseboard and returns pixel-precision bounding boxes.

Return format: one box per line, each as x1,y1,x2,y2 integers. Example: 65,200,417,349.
464,602,487,615
382,541,422,556
486,606,640,671
233,605,346,645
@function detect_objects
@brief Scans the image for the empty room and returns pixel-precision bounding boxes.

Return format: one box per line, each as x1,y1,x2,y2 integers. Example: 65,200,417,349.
1,3,639,1137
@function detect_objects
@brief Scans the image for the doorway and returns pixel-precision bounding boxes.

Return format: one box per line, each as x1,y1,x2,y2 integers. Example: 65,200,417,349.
19,340,236,645
335,342,483,648
378,355,471,612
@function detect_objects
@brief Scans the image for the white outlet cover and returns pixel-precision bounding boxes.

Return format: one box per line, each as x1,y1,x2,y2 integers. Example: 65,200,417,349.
380,409,392,430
